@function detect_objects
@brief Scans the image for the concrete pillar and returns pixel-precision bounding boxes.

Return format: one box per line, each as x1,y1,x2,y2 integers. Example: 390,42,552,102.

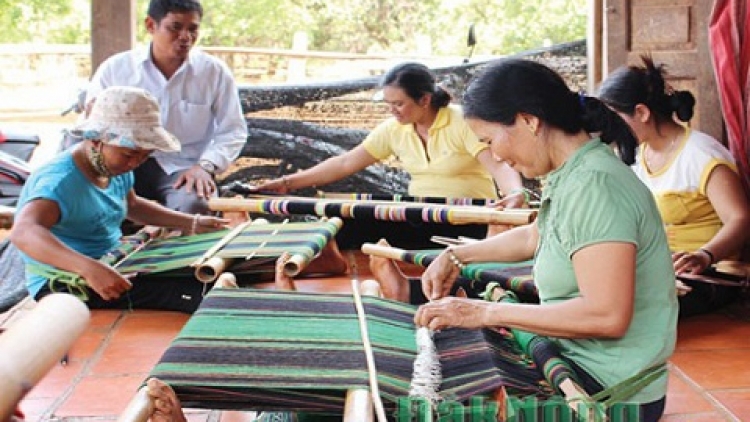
90,0,137,76
287,31,309,82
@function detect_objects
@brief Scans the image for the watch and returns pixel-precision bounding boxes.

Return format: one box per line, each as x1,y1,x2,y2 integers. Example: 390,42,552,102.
198,160,217,175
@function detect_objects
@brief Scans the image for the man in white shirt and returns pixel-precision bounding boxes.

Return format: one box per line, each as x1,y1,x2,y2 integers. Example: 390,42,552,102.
86,0,248,215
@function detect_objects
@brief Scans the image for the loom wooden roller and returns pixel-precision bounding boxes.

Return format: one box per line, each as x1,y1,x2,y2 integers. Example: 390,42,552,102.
208,197,537,226
715,260,750,279
0,294,90,420
192,219,255,283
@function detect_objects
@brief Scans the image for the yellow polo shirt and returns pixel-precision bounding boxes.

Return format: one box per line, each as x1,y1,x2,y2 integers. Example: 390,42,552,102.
362,105,497,198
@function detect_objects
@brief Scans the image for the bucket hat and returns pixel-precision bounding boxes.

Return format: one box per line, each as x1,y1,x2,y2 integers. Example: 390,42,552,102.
72,86,180,152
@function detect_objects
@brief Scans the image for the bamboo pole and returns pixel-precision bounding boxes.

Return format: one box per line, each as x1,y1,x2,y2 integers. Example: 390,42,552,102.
209,197,536,226
0,294,90,420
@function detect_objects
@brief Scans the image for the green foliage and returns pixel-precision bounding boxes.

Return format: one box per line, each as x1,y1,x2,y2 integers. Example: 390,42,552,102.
0,0,586,55
0,0,74,43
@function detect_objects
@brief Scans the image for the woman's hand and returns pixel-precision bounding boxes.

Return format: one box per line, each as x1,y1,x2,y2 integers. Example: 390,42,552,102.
414,297,492,330
672,250,712,275
420,249,461,300
494,191,527,209
80,260,133,301
192,215,229,234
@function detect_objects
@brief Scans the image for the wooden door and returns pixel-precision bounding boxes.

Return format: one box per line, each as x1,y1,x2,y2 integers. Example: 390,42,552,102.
603,0,722,140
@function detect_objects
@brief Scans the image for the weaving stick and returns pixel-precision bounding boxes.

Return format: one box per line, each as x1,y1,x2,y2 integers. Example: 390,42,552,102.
715,260,750,278
194,219,269,282
343,279,382,422
351,279,388,422
208,197,537,226
0,294,90,420
191,219,254,269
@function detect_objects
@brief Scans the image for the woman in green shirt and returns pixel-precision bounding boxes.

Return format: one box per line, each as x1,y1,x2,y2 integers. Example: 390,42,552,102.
415,59,678,422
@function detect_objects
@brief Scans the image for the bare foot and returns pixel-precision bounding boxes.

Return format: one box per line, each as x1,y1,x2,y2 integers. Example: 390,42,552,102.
275,252,296,291
146,378,187,422
368,239,410,302
216,272,239,288
302,239,349,275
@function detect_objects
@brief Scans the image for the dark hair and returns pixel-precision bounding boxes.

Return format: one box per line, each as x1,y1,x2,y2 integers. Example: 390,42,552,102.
148,0,204,22
381,62,451,109
597,55,696,125
463,58,638,165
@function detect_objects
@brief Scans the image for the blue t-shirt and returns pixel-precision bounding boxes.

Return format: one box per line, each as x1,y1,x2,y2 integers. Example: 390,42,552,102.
16,151,133,297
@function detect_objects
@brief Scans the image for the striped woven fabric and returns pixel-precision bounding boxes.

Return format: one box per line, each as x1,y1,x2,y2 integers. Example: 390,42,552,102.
317,192,496,207
116,218,343,279
148,288,556,414
361,243,538,300
209,197,537,227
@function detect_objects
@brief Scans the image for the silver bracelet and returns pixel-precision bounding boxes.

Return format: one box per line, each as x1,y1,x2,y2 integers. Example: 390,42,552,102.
446,247,466,270
190,214,200,235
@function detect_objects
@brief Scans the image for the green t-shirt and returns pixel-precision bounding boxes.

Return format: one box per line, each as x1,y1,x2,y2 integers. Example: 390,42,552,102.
534,140,678,404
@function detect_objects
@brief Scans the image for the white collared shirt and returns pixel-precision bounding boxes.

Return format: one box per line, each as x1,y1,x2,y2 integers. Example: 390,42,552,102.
87,45,247,174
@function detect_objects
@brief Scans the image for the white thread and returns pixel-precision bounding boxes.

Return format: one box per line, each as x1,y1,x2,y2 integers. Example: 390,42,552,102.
409,326,442,407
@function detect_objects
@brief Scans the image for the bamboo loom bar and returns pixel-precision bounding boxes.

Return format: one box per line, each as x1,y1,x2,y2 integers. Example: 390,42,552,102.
209,197,537,226
0,294,90,419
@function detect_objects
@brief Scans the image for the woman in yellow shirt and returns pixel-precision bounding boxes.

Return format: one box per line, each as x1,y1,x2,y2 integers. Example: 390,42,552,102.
598,56,750,316
256,62,526,249
256,62,525,204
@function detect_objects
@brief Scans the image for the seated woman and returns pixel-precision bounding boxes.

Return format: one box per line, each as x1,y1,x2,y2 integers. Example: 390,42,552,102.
598,56,750,317
411,59,677,422
10,86,227,314
255,62,528,248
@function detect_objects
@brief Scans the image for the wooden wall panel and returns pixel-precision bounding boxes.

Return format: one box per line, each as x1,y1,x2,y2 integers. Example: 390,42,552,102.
604,0,723,141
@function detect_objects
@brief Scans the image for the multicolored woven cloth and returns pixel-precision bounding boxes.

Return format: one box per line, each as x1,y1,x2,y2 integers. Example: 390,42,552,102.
316,192,497,207
116,218,343,279
361,243,538,301
29,219,344,297
209,197,537,226
147,288,560,415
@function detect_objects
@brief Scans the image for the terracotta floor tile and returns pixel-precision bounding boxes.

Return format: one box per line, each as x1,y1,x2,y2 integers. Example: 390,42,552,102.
670,350,750,390
677,314,750,351
710,390,750,420
88,311,188,375
24,360,84,400
66,329,108,361
55,373,149,418
663,371,715,415
88,309,125,330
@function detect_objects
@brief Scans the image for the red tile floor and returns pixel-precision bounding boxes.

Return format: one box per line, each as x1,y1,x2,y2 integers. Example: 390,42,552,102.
2,250,749,421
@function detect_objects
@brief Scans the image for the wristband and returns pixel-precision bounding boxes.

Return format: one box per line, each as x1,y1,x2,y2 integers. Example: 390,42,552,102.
446,247,466,270
190,214,200,235
508,188,530,203
698,248,715,265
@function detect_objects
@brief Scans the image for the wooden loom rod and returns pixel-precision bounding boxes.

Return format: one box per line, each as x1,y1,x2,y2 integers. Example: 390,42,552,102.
361,242,407,261
0,294,90,420
208,197,537,226
351,279,386,422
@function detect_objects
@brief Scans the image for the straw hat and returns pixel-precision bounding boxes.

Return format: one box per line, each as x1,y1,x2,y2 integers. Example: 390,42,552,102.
72,86,180,152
